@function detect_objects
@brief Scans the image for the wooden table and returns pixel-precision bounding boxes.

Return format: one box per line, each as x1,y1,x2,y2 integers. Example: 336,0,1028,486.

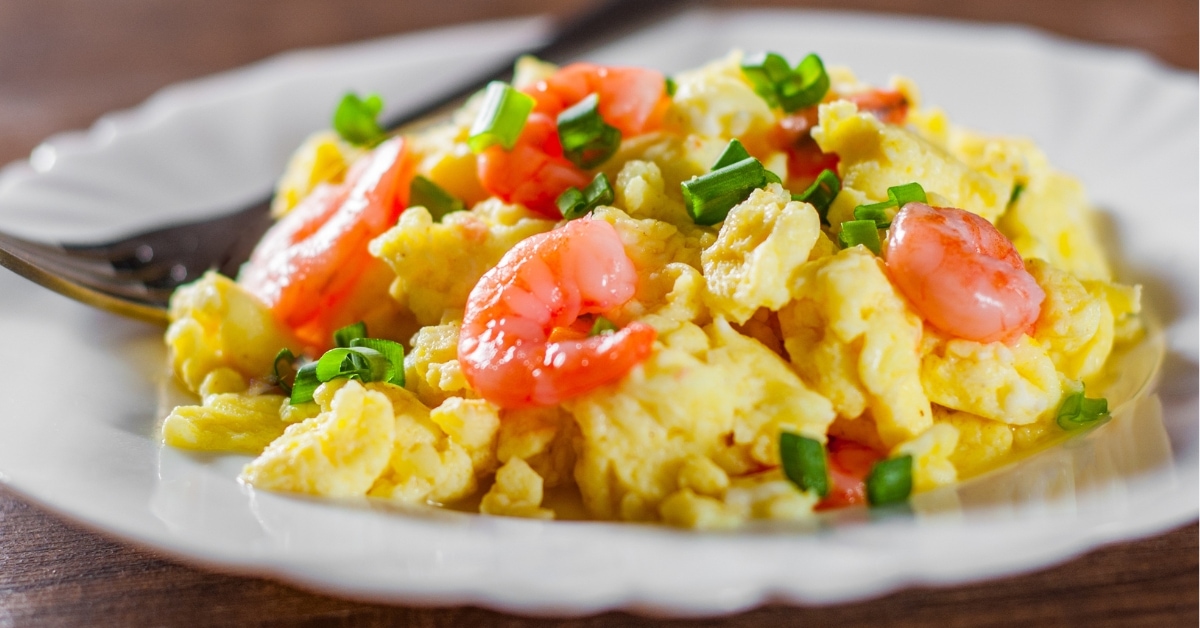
0,1,1196,625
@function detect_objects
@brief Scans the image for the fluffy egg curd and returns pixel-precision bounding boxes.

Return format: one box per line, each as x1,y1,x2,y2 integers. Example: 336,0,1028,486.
160,51,1143,529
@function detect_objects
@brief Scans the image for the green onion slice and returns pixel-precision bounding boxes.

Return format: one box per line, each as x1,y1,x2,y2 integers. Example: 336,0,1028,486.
682,158,764,225
851,181,927,228
793,169,841,225
271,348,297,394
557,172,615,220
287,324,406,404
333,92,387,146
711,139,780,184
409,175,465,222
741,52,793,109
741,52,830,112
664,76,677,97
888,182,927,207
777,53,830,112
838,220,882,254
1056,388,1111,431
313,347,388,384
589,317,619,336
779,432,829,497
712,139,754,171
556,187,586,219
556,93,621,169
468,81,535,153
1009,183,1025,206
351,337,405,387
853,200,894,228
290,363,321,405
682,157,772,226
333,321,367,348
866,455,913,506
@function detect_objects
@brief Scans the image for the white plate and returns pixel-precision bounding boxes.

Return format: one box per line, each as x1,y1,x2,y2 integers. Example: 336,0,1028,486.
0,9,1195,617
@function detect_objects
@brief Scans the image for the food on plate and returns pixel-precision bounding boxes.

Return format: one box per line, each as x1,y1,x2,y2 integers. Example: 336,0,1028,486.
159,50,1142,528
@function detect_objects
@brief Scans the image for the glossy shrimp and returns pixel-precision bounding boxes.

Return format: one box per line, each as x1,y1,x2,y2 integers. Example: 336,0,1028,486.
883,202,1044,345
477,63,671,217
524,62,671,134
458,218,657,408
476,112,591,218
240,136,415,350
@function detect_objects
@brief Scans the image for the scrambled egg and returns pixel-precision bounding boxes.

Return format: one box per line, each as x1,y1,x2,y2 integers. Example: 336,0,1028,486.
241,379,395,497
160,51,1144,528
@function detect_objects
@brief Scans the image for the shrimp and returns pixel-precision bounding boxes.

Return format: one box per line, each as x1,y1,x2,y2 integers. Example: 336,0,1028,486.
815,438,882,510
883,202,1045,345
240,136,415,350
478,63,671,217
476,113,591,218
844,88,909,125
525,62,671,135
458,218,657,408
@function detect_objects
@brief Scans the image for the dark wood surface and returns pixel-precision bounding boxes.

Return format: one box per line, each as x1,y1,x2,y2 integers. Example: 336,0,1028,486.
0,1,1196,625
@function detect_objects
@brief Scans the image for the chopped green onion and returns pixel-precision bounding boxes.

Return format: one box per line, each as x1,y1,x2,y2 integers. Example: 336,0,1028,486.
741,52,830,112
779,432,829,497
1009,183,1025,205
468,81,535,153
853,200,894,228
851,181,927,228
866,455,913,506
271,348,297,394
741,52,793,109
314,347,389,383
333,92,387,146
1056,388,1110,431
556,93,621,169
290,362,320,405
409,175,465,222
682,157,770,225
333,321,367,348
777,54,830,112
792,169,841,225
589,316,618,336
287,324,405,404
351,337,405,386
556,187,586,218
557,172,615,220
838,220,882,254
888,182,927,207
710,139,780,184
664,77,677,97
711,139,754,171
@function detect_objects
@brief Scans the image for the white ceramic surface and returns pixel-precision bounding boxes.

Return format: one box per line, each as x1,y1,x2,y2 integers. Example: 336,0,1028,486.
0,9,1196,617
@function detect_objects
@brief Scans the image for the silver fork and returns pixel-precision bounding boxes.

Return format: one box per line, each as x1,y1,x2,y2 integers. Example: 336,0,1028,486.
0,0,695,324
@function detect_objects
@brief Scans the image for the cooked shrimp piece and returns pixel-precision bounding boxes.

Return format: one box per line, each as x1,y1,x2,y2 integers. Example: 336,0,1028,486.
816,438,882,510
240,137,415,350
476,113,591,218
883,202,1045,345
845,89,908,125
458,218,657,408
477,63,671,217
525,62,671,135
